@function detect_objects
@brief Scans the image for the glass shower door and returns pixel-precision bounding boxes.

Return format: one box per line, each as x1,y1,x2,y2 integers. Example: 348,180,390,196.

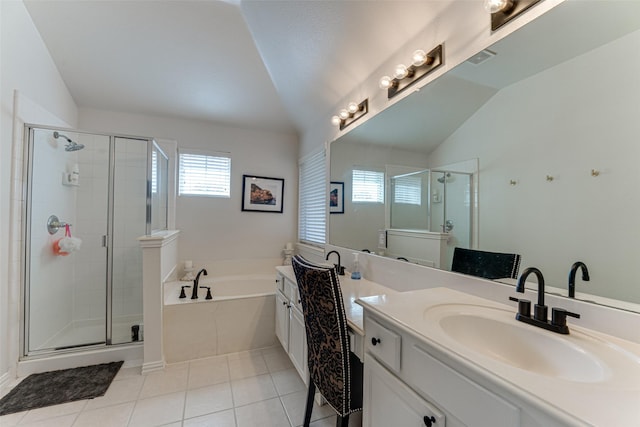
26,128,110,353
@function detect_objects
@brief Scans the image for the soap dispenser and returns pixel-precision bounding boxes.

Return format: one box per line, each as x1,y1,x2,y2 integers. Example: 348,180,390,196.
351,253,361,280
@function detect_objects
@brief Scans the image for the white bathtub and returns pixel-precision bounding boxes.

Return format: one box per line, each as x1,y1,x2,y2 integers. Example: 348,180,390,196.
163,274,276,362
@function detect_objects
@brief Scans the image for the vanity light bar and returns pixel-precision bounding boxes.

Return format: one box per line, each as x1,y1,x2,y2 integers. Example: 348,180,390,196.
331,99,369,131
379,44,444,99
485,0,543,32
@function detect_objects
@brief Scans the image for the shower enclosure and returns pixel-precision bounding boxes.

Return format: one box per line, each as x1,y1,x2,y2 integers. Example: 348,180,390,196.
22,126,168,357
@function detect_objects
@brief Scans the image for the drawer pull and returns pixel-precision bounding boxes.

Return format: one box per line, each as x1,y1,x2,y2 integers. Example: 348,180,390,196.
371,337,381,346
423,415,436,426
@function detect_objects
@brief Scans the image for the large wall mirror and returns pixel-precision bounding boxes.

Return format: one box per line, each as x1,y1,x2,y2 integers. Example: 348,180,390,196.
329,1,640,309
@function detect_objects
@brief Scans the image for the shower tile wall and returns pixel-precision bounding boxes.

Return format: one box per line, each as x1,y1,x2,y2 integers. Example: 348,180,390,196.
28,129,79,350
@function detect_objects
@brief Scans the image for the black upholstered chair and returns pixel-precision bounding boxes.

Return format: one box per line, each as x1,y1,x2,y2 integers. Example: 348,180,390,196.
292,255,363,427
451,247,522,280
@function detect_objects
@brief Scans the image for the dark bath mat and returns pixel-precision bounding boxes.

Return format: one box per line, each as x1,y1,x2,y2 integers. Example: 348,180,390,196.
0,361,123,416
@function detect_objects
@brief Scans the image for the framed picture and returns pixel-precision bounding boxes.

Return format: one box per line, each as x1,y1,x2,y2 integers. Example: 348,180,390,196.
330,181,344,214
242,175,284,213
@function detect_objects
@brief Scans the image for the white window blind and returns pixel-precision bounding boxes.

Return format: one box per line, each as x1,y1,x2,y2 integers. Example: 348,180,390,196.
393,174,422,205
179,150,231,197
352,169,384,203
151,149,158,194
298,150,326,245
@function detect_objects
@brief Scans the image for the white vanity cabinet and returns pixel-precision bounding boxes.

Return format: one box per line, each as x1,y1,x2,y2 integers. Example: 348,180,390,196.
362,311,556,427
275,272,309,383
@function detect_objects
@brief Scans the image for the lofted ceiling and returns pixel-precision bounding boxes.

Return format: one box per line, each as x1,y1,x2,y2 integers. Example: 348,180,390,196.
23,0,449,136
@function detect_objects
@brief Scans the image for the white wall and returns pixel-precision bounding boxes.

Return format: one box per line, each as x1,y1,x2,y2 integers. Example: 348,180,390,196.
1,0,78,382
78,108,299,270
427,28,640,303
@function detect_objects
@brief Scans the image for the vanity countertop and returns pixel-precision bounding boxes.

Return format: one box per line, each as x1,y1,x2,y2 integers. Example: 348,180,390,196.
276,265,397,335
356,287,640,426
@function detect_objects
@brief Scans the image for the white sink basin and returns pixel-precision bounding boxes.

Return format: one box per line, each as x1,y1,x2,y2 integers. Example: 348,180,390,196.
424,304,640,385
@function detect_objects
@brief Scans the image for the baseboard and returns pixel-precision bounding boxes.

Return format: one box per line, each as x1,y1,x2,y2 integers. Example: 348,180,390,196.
141,359,165,374
0,370,10,391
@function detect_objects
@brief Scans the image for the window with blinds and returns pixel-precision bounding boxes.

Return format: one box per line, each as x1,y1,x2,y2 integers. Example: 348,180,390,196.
393,174,422,205
298,149,326,245
352,169,384,203
178,150,231,197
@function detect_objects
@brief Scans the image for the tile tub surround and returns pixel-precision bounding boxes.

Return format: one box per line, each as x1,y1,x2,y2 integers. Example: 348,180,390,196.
163,276,277,362
0,347,348,427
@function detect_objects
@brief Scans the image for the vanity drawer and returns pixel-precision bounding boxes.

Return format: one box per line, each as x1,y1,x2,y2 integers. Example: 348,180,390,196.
284,278,302,310
366,317,401,372
406,344,519,427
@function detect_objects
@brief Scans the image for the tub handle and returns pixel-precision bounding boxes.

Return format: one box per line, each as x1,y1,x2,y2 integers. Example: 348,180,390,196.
200,286,212,300
179,285,191,299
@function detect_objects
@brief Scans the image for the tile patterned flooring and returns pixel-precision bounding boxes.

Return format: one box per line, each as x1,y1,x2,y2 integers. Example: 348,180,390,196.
0,346,349,427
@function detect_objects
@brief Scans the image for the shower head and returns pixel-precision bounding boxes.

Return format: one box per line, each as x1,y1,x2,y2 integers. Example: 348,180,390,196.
54,131,85,151
437,172,451,184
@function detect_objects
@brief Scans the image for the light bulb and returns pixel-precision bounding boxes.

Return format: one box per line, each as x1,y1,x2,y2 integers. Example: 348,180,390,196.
483,0,513,13
347,102,359,114
393,64,408,79
411,49,427,67
339,109,350,120
379,75,393,89
331,115,341,126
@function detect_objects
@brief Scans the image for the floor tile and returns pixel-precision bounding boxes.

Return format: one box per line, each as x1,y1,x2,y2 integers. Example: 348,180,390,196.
228,354,268,380
231,374,278,407
183,408,236,427
138,363,188,399
280,390,336,427
184,382,233,419
188,356,230,389
72,402,134,427
235,397,291,427
16,414,77,427
84,376,144,410
227,349,264,361
271,368,305,396
0,410,27,426
262,346,295,373
128,391,185,427
113,366,141,381
18,400,86,424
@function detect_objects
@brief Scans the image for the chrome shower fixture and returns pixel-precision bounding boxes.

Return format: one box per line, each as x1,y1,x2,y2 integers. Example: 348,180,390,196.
54,131,85,152
437,172,451,184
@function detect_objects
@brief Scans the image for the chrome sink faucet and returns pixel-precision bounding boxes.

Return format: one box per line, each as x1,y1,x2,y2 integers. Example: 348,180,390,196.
191,268,208,299
326,250,345,275
568,261,590,298
510,267,580,334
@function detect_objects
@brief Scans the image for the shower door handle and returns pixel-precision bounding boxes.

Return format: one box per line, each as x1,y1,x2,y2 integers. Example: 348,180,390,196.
102,235,108,248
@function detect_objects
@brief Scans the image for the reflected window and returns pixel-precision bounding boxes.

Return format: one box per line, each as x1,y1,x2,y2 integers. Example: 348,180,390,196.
393,174,421,205
179,150,231,197
352,169,384,203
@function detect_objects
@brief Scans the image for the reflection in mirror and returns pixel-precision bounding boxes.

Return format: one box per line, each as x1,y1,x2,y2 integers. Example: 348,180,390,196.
150,141,169,233
329,1,640,308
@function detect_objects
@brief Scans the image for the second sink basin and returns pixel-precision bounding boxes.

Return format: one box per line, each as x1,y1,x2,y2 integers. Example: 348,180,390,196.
424,304,639,384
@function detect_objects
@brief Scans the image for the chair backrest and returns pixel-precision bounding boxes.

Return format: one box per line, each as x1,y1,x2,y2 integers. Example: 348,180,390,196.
451,247,521,280
291,255,354,416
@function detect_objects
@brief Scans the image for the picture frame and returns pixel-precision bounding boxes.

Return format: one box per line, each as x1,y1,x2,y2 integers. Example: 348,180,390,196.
241,175,284,213
329,181,344,214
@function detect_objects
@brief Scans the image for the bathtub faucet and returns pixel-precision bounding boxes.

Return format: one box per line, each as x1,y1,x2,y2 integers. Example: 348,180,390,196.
191,268,208,299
